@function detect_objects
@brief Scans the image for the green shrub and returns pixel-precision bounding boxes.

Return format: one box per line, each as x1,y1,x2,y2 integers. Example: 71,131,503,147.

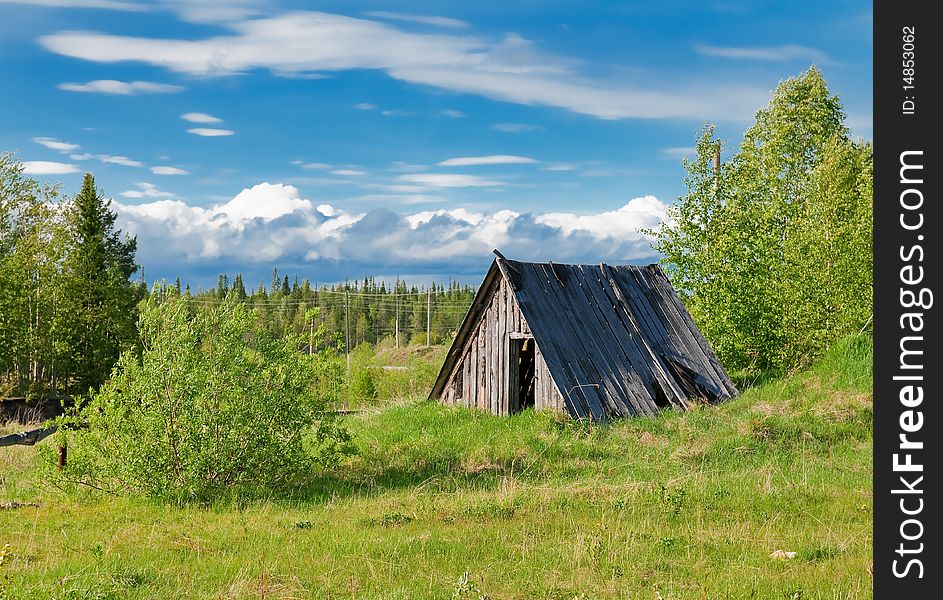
56,294,351,501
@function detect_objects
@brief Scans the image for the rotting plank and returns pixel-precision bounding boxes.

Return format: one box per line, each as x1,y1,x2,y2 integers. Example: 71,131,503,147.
574,265,652,417
528,264,606,420
513,272,588,419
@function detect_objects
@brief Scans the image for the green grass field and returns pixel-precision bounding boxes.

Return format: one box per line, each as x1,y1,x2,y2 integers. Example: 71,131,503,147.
0,336,872,599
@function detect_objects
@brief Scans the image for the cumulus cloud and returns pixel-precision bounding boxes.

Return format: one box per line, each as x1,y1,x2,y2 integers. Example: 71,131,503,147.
39,11,770,121
112,182,666,275
186,128,235,136
151,165,189,175
21,160,80,174
57,79,183,94
438,155,536,167
180,112,223,123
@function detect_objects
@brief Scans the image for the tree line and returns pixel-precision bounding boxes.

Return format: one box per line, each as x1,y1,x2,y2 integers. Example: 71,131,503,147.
1,154,475,399
161,272,476,353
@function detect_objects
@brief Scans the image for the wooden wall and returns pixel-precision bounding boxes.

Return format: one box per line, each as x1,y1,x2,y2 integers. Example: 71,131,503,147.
439,276,564,415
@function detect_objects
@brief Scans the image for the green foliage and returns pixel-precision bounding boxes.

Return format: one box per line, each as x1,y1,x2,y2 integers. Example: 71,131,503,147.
1,160,142,398
58,295,351,501
3,336,872,597
649,67,872,371
59,173,141,394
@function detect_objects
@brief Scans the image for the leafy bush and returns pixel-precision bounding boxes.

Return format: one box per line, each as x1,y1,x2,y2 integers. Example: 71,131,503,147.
57,294,350,501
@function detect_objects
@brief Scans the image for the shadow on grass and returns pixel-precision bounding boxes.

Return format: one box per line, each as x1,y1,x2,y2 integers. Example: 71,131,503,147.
730,369,781,392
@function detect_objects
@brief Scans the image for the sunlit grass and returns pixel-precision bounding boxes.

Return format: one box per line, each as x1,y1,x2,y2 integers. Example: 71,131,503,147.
0,336,872,598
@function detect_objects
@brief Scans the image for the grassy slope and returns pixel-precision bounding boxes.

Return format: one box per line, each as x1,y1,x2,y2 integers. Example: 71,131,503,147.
0,337,872,599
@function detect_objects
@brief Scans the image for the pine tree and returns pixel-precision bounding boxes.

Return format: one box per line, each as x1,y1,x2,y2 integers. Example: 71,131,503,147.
61,173,139,394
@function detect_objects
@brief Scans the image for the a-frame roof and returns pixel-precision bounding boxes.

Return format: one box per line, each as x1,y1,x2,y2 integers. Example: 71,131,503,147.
430,254,738,420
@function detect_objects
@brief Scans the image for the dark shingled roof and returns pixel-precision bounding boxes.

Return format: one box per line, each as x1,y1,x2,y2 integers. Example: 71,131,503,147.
430,256,738,420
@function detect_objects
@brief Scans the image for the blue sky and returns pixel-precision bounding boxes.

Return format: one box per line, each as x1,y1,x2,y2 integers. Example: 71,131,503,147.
0,0,872,288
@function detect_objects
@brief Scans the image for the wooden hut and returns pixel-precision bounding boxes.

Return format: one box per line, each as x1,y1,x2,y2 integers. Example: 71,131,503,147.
429,251,738,421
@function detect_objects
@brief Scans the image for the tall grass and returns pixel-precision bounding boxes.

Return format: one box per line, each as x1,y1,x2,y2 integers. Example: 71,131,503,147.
0,336,872,598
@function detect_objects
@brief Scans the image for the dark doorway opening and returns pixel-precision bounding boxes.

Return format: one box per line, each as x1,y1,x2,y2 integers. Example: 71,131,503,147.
510,338,536,412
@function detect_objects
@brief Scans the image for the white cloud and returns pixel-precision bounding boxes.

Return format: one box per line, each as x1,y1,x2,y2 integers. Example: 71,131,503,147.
21,160,80,174
492,123,542,133
58,79,183,94
438,155,536,167
543,163,576,171
0,0,148,11
113,183,666,271
61,152,142,167
180,112,223,123
397,173,503,188
364,11,469,29
331,169,367,176
440,109,465,118
151,165,189,175
355,102,377,110
186,128,235,136
98,154,143,167
33,136,79,152
535,195,666,239
695,44,833,64
40,11,771,121
121,182,175,199
299,162,332,170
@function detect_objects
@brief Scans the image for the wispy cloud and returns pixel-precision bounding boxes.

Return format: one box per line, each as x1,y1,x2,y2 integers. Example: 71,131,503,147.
0,0,149,11
21,160,80,174
33,136,79,152
70,152,143,167
331,169,367,176
397,173,504,188
695,44,833,64
354,102,377,110
439,109,465,118
180,112,223,123
58,79,183,94
186,128,235,137
39,11,771,121
296,162,332,170
438,155,537,167
120,182,176,199
364,11,469,29
543,163,576,171
151,165,189,175
492,123,543,133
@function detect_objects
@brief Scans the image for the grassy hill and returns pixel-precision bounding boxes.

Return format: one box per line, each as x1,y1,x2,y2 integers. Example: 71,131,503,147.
0,336,872,598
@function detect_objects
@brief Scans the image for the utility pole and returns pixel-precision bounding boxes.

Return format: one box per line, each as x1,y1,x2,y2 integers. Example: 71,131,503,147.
345,290,350,370
395,286,400,348
712,141,721,198
426,287,432,347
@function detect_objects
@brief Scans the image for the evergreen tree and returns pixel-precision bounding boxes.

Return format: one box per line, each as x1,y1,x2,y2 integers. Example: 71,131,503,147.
60,173,140,394
232,273,247,300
